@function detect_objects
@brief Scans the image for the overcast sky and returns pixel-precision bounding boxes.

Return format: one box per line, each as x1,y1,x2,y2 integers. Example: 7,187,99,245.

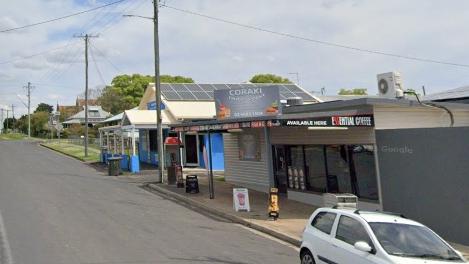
1,0,469,116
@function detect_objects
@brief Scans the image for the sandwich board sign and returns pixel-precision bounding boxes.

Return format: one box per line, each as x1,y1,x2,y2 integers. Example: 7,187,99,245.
233,188,250,212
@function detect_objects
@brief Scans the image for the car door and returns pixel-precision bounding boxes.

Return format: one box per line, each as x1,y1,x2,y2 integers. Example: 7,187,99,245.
304,211,338,264
332,215,382,264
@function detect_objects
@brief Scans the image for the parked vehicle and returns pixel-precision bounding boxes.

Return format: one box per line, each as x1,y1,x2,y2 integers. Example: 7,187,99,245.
300,207,467,264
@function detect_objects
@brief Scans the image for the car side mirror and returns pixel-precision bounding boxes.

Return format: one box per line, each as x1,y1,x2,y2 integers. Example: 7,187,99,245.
354,241,373,253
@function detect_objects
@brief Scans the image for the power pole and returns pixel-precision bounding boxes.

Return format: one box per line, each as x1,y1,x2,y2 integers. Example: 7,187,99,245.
153,0,164,183
5,108,9,133
24,82,34,138
10,104,15,132
75,34,98,157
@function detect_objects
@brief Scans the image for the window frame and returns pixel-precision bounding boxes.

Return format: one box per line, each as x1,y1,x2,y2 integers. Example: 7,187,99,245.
311,211,337,235
334,215,375,249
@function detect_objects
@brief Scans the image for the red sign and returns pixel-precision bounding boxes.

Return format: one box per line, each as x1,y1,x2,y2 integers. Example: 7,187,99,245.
164,137,182,145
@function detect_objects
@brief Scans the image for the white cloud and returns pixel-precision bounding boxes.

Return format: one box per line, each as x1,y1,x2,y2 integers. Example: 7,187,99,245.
2,0,469,116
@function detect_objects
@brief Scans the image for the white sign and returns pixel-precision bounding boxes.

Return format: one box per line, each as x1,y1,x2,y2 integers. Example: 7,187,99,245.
233,188,250,212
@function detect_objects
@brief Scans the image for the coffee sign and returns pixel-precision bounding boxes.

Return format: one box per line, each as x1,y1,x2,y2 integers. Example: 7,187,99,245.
283,115,374,127
214,86,281,120
233,188,250,212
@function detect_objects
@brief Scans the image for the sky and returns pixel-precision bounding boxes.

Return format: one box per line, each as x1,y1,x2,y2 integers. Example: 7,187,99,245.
1,0,469,116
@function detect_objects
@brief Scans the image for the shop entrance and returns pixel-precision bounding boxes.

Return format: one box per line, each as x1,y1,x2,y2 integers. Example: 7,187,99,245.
272,146,288,193
184,134,198,166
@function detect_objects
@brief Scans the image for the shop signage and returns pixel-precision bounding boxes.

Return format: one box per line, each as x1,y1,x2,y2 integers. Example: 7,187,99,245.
233,188,250,212
283,115,374,127
147,101,166,110
214,86,281,120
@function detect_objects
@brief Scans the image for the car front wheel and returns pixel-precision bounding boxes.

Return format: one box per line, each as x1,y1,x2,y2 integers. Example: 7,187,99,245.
300,249,315,264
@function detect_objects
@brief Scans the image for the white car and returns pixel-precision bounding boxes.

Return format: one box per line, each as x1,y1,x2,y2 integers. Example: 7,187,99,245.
300,207,467,264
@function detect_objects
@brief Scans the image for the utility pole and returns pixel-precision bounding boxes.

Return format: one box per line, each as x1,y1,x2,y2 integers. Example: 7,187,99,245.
153,0,164,183
5,108,9,133
24,82,34,138
422,85,427,96
74,34,98,157
10,104,15,132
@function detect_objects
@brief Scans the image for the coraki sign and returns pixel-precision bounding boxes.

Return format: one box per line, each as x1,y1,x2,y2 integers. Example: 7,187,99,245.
214,86,281,120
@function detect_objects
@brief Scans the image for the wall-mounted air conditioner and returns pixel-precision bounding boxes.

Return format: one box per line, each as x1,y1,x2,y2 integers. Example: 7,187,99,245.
377,72,404,98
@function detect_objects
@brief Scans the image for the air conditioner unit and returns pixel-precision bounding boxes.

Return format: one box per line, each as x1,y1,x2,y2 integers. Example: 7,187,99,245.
323,193,358,208
377,72,404,98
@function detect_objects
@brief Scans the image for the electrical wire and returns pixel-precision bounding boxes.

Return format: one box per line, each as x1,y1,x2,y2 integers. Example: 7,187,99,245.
89,46,107,85
90,42,123,74
162,4,469,69
404,91,454,127
0,0,127,33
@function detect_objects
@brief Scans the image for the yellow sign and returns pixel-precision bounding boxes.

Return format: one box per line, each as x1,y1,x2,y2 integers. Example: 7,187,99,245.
268,187,279,219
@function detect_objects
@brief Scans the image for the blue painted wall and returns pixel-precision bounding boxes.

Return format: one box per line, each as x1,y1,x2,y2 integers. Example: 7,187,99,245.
200,133,224,170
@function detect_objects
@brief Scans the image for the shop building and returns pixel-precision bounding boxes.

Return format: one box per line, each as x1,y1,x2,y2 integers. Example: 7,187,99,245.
173,97,469,244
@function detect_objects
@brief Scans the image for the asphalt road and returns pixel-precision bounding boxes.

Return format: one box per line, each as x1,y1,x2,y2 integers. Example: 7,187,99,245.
0,141,298,264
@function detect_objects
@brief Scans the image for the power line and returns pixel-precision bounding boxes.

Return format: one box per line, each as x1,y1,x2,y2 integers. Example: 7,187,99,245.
90,42,123,74
162,4,469,69
89,46,106,85
0,0,127,33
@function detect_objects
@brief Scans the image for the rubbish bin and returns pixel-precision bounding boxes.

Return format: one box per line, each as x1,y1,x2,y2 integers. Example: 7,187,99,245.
185,175,199,194
108,157,123,176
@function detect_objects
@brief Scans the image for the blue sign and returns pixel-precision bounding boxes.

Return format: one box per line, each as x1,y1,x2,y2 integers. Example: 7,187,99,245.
147,101,165,110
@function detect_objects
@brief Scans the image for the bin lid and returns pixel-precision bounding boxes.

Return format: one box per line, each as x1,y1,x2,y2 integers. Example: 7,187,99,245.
108,157,123,161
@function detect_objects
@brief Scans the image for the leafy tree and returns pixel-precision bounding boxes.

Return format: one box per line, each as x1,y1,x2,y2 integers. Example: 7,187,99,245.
338,88,368,95
2,117,16,131
29,111,49,137
161,75,194,83
98,74,194,114
34,103,54,113
249,74,292,84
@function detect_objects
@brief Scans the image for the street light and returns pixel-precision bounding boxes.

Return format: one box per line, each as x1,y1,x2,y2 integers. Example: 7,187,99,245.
123,3,164,183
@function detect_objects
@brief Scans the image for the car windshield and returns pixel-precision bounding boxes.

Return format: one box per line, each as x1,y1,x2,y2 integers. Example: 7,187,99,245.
369,223,462,261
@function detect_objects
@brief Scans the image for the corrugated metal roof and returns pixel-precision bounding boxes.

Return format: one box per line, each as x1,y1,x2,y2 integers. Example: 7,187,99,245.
424,86,469,101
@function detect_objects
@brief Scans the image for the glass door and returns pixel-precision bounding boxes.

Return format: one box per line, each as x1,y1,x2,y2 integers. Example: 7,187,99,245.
184,134,199,166
272,146,288,193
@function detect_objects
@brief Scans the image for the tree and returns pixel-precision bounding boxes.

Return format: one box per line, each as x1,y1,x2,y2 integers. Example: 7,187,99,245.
249,74,292,84
338,88,368,95
2,117,16,131
161,75,194,83
34,103,53,113
98,74,194,114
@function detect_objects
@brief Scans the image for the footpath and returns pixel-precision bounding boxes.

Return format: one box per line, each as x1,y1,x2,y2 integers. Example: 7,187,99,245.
145,172,469,258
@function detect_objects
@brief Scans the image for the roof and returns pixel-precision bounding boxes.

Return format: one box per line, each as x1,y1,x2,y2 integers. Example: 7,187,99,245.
139,83,320,105
62,119,81,124
424,85,469,101
121,109,174,128
315,95,379,102
283,97,469,114
321,208,422,226
102,112,124,123
66,105,111,120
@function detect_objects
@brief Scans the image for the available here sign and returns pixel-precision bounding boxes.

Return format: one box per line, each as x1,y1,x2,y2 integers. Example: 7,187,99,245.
283,115,374,127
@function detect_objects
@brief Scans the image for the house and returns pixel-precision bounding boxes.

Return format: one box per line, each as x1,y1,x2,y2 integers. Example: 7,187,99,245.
63,105,111,127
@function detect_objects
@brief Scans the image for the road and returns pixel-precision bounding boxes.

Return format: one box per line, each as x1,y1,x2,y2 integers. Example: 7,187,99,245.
0,141,298,264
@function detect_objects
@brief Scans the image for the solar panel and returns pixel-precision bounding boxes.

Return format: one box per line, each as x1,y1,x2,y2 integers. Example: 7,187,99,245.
159,83,316,101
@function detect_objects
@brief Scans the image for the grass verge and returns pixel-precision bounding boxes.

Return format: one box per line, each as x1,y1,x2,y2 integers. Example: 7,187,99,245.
0,133,27,141
41,141,100,162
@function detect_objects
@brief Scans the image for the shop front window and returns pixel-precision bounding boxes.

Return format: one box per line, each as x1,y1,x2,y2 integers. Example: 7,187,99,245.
282,144,379,201
326,145,353,194
349,145,379,200
304,146,327,193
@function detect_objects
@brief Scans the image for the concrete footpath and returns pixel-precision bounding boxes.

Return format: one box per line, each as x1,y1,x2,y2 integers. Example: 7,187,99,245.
145,173,469,258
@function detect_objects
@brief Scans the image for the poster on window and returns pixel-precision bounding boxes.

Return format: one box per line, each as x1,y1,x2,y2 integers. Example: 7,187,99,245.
233,188,250,212
238,133,260,161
